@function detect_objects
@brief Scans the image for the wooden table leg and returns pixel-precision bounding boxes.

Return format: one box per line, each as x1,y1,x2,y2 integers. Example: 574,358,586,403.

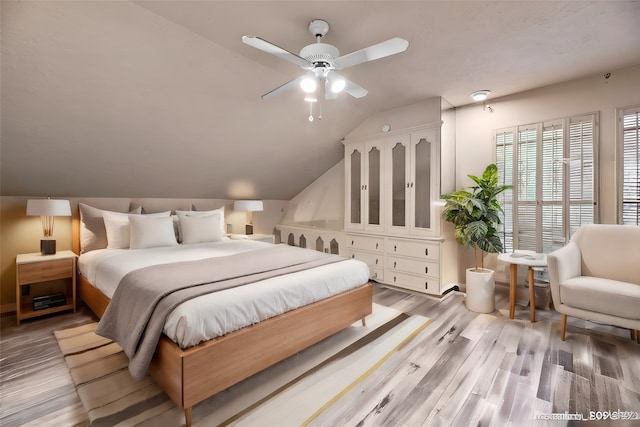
509,263,517,319
528,267,536,322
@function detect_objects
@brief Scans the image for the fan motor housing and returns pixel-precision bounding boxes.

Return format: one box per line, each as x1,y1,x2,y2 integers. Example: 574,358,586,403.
300,43,339,67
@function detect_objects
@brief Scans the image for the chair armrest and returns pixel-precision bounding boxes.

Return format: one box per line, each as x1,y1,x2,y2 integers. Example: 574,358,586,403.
547,241,581,307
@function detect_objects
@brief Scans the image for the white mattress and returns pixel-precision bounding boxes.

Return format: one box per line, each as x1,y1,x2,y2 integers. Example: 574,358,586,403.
78,241,370,348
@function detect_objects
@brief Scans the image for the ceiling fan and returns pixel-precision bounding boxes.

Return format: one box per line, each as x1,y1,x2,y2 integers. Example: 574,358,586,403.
242,19,409,100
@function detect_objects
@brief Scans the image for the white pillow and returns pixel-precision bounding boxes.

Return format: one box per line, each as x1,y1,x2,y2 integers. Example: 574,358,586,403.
129,215,178,249
176,207,225,240
179,213,223,244
79,203,142,253
103,211,170,249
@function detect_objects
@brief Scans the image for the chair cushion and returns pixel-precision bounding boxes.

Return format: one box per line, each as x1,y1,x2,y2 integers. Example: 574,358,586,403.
571,224,640,285
560,276,640,320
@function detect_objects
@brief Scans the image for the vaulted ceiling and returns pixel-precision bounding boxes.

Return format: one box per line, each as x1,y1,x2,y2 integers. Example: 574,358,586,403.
2,1,639,200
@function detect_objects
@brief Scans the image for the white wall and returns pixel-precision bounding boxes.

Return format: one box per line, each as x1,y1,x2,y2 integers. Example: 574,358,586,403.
280,160,345,230
455,63,640,224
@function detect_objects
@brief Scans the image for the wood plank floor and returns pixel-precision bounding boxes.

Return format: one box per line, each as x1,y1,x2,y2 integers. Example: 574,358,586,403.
1,284,638,426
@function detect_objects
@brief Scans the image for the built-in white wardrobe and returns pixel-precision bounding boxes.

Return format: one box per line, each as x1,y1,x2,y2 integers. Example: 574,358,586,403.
343,98,457,295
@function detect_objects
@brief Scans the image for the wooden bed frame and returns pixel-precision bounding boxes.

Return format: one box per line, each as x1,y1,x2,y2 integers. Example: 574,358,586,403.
72,212,372,427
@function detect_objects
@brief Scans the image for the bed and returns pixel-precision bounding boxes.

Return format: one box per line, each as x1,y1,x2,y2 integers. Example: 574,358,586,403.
71,204,372,427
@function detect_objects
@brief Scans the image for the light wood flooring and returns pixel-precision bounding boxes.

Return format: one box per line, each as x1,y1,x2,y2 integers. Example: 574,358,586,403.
1,284,638,426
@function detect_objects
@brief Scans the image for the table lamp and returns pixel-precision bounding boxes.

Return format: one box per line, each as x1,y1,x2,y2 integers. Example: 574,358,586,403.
26,198,72,255
233,200,263,235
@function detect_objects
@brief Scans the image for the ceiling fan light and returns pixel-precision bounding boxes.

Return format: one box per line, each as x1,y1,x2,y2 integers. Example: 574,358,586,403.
471,90,491,102
300,72,318,93
330,77,346,93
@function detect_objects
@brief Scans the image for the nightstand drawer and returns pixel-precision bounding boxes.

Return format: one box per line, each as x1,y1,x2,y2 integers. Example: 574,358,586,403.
18,259,74,284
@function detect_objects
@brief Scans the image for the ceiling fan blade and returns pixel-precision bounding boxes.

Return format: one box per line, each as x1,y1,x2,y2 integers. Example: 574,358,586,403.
261,75,304,99
339,74,368,98
334,37,409,70
242,36,312,69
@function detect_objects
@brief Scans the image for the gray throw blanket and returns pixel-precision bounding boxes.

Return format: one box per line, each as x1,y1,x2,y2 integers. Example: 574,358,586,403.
95,244,346,380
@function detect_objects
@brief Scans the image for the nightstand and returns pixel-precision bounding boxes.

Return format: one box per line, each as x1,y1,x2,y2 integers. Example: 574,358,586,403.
15,250,77,326
230,234,275,244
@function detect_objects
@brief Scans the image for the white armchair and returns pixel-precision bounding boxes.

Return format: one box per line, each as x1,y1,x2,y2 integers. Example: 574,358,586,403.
547,224,640,341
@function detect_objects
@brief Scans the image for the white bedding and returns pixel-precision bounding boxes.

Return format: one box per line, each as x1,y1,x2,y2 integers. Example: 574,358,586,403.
78,241,370,348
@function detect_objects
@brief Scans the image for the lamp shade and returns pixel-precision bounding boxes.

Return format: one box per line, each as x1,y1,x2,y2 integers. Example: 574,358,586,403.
233,200,264,212
26,199,72,217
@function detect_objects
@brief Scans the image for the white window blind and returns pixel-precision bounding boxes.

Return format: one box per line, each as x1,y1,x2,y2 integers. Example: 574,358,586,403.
496,130,514,251
619,106,640,224
495,113,598,253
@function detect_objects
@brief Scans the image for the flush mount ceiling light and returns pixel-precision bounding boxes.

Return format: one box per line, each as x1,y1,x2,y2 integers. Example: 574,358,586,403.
471,90,491,102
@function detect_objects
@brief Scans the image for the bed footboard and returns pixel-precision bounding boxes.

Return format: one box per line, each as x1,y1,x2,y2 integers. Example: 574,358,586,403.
148,283,373,426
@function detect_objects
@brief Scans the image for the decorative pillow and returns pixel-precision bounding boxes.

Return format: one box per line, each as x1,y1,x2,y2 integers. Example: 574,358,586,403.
79,203,142,253
179,213,223,244
175,207,225,241
129,215,178,249
103,210,170,249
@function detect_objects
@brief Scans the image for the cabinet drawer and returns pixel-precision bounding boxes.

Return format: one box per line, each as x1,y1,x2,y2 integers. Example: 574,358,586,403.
387,271,438,293
349,250,383,270
370,267,384,282
18,259,73,284
387,256,439,278
347,235,384,252
387,239,439,260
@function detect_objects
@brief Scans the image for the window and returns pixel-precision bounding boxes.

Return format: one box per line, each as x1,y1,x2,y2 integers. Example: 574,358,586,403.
495,113,598,253
618,105,640,225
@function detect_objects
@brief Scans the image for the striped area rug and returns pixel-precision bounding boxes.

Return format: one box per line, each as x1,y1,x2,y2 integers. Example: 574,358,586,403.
55,304,431,426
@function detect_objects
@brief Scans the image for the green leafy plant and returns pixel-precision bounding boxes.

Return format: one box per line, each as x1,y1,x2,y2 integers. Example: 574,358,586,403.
441,164,511,271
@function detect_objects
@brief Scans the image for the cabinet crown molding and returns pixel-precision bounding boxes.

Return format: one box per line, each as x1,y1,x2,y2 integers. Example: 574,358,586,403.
342,121,443,145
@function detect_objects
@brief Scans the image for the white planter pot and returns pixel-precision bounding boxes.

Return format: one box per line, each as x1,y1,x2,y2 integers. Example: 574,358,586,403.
465,268,495,313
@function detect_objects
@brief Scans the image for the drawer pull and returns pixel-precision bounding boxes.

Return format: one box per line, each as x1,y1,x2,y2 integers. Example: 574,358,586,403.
375,258,379,265
425,266,428,274
425,281,428,289
394,245,397,252
425,248,429,256
394,261,397,268
351,254,355,259
375,242,379,249
394,276,397,282
373,272,377,278
351,240,354,245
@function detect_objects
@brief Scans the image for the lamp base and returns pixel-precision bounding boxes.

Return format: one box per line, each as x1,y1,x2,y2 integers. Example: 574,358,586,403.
41,240,56,255
245,224,254,235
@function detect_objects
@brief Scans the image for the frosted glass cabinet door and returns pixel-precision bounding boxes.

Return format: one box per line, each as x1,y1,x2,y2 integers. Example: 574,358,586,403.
345,145,364,230
365,140,385,232
410,128,440,236
386,135,411,234
413,136,431,230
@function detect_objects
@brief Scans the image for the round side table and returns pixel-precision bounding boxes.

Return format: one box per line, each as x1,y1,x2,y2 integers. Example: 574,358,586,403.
497,251,548,322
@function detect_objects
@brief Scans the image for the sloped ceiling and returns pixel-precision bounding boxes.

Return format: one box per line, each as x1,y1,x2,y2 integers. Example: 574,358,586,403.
2,1,639,200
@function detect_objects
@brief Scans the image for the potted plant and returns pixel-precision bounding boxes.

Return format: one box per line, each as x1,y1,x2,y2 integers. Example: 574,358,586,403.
441,163,511,313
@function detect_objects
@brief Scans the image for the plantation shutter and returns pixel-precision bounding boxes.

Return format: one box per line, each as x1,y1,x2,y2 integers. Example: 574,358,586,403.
496,112,598,253
567,115,596,236
516,125,538,251
496,129,514,252
541,120,564,253
620,106,640,224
